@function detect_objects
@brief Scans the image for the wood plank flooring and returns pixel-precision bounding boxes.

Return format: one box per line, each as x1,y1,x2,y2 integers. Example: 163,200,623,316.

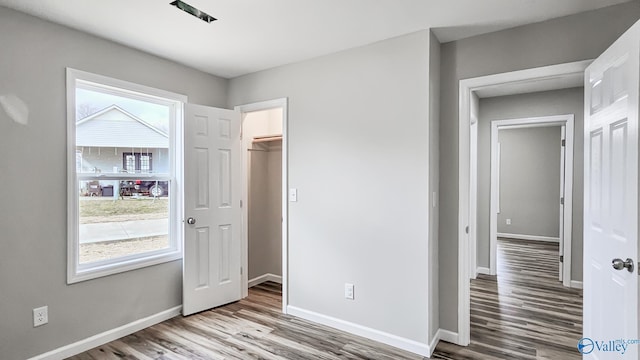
66,282,425,360
432,238,583,360
68,238,582,360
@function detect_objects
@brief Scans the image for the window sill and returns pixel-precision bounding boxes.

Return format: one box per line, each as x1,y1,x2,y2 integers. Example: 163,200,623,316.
67,250,182,284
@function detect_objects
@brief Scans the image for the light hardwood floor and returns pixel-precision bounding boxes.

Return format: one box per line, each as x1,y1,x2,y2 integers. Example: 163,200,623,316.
69,238,582,359
67,282,425,360
432,238,583,360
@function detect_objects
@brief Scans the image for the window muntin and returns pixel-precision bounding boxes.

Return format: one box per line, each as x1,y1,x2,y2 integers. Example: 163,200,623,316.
67,68,185,283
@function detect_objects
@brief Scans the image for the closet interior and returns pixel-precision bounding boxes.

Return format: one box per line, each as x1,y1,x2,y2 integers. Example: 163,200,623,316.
243,108,283,287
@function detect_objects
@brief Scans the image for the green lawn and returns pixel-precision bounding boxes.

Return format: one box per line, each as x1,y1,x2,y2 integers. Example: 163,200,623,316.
79,198,169,217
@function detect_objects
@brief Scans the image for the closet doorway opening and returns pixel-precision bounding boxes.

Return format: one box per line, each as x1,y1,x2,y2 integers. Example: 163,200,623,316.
236,98,289,313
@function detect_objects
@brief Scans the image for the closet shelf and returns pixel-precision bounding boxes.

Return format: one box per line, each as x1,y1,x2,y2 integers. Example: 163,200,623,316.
252,135,282,144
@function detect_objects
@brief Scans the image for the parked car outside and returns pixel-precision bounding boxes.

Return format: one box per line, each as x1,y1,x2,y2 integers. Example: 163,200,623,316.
119,180,168,197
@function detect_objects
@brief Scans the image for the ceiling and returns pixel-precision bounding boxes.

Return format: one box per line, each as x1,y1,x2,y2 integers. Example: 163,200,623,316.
0,0,633,78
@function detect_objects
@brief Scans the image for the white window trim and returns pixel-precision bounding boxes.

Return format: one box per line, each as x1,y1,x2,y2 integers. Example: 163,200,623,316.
66,68,187,284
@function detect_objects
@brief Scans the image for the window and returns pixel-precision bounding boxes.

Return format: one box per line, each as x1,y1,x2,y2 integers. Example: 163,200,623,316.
123,152,153,173
67,68,186,283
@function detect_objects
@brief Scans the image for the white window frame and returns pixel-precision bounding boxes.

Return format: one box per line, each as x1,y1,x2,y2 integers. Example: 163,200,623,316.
66,68,186,283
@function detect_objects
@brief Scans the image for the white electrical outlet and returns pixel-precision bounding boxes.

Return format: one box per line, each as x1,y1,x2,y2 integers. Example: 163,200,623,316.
506,218,511,225
33,306,48,327
345,283,354,300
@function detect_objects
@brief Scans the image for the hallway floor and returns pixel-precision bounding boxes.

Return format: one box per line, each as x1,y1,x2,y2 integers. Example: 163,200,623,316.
432,238,583,359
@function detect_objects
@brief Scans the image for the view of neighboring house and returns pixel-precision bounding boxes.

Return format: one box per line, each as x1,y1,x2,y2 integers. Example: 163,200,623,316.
76,105,169,196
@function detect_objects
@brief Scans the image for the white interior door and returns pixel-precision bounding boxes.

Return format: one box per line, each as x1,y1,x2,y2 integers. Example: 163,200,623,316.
583,21,639,358
559,125,566,282
183,103,242,316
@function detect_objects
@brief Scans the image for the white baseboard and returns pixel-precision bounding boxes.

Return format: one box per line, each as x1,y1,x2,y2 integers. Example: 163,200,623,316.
427,329,461,357
570,280,583,289
497,232,559,243
428,331,440,357
476,267,491,276
437,328,459,345
287,305,431,357
28,306,182,360
248,273,282,287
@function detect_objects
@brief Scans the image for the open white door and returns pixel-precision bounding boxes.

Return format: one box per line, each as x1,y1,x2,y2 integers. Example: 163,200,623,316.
183,103,242,316
583,21,639,358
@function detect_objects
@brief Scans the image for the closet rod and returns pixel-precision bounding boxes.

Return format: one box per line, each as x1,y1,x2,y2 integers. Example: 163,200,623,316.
252,135,282,143
247,148,268,152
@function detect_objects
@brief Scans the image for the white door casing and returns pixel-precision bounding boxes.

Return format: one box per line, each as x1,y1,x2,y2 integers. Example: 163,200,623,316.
559,125,566,282
458,61,590,346
488,116,573,285
183,103,242,316
235,98,289,314
584,20,639,359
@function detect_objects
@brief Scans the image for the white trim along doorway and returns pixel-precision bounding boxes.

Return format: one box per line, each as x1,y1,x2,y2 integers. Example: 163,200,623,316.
235,98,289,314
457,60,591,346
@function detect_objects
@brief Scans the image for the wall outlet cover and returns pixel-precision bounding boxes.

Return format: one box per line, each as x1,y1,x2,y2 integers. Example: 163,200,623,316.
33,306,48,327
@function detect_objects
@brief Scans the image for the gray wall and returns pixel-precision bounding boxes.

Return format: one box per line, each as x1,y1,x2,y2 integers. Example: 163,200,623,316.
476,88,584,282
497,127,562,238
229,30,434,344
497,126,562,238
439,2,640,333
248,146,283,279
0,7,228,360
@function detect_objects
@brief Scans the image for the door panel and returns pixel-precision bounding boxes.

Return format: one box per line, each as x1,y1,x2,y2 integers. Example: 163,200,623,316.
584,20,639,359
183,104,241,316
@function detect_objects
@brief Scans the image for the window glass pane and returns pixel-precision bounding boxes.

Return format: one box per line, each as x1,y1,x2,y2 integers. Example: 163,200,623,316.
125,154,136,173
74,83,175,268
78,179,170,264
140,154,151,173
75,87,170,175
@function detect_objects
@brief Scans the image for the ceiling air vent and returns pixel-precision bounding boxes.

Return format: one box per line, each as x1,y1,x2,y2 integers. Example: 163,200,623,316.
170,1,217,23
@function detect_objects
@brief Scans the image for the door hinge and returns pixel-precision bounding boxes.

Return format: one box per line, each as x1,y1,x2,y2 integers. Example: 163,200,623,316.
561,139,566,147
560,255,564,262
240,267,243,275
560,197,564,205
240,200,243,208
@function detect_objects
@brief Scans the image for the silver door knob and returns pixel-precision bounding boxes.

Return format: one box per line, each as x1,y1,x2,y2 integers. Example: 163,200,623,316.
612,258,634,273
186,217,196,225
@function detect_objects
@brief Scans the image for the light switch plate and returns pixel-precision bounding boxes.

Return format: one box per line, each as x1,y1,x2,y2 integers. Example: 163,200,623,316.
345,283,354,300
289,188,297,202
